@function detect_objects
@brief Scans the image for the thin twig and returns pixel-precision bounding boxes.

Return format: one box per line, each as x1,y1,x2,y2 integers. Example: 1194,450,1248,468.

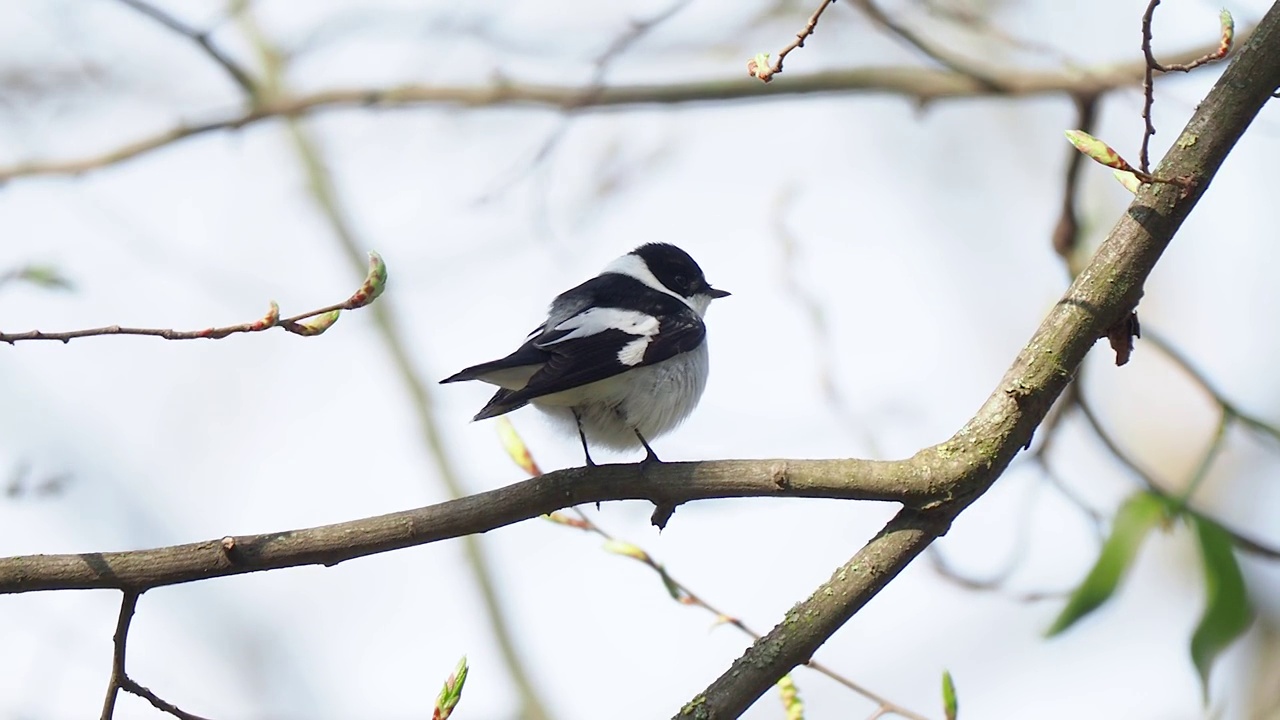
1075,394,1280,560
749,0,838,82
1176,405,1232,506
556,508,929,719
119,678,213,720
849,0,1001,89
1140,1,1234,172
1140,0,1162,173
111,0,256,93
1144,329,1280,446
1028,381,1109,539
927,547,1070,603
100,591,213,720
0,252,383,343
922,2,1079,67
478,0,691,201
99,591,139,720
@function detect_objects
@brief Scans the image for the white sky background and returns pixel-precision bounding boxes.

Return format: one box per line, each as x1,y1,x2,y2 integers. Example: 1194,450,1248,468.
1,0,1279,718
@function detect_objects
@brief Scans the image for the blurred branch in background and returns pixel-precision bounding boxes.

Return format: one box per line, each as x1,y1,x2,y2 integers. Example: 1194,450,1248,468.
4,461,71,500
846,0,1001,87
552,506,930,720
233,5,553,719
110,0,256,95
478,0,693,206
0,26,1248,183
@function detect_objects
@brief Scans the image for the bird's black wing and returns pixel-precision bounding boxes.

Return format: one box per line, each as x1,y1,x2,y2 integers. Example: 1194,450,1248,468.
438,331,549,384
493,303,706,410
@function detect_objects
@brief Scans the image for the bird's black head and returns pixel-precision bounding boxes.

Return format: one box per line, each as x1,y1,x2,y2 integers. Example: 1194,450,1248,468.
631,243,730,301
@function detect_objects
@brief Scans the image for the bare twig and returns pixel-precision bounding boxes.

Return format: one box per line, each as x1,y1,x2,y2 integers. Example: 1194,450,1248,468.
111,0,256,94
749,0,838,82
479,0,691,201
1075,394,1280,561
1176,405,1232,506
1145,329,1280,447
922,2,1078,67
849,0,1001,89
117,678,212,720
0,252,384,344
99,591,138,720
1140,1,1234,172
100,591,212,720
554,508,929,720
1028,382,1109,538
927,547,1070,603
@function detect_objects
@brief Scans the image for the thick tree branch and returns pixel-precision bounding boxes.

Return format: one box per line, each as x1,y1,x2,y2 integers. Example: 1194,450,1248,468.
0,29,1248,183
676,4,1280,715
0,458,935,593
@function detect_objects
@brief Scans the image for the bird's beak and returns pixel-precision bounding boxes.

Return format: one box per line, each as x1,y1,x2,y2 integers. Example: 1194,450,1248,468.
708,286,731,299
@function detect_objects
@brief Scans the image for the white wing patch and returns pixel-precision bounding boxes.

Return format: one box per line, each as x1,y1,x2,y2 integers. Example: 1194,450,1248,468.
540,307,659,346
616,335,652,366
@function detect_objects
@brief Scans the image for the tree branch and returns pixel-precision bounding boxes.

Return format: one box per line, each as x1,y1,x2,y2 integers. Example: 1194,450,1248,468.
100,590,212,720
0,28,1249,184
0,458,934,593
111,0,256,94
676,3,1280,714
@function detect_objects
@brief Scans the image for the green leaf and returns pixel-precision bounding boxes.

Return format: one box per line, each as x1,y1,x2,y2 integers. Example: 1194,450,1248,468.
941,669,958,720
7,265,74,291
1113,170,1141,194
1047,491,1167,636
432,656,469,720
1063,129,1137,174
1189,515,1254,701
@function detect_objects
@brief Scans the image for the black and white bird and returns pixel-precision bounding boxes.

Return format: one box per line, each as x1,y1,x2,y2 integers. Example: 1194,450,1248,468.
441,243,729,465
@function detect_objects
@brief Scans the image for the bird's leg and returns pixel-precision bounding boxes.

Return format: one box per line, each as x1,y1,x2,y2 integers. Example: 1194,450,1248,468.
634,430,661,464
573,409,596,467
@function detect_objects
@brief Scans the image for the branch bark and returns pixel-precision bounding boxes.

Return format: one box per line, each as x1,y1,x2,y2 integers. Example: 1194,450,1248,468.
676,3,1280,715
0,458,937,593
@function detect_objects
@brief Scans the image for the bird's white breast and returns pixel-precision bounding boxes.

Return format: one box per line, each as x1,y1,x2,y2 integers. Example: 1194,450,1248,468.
532,342,710,451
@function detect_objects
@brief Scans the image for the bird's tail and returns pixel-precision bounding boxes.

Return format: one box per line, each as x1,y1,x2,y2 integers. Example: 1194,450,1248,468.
472,389,529,421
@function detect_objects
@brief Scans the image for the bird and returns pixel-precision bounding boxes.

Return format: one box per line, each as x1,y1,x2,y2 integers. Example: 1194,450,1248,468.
441,242,729,466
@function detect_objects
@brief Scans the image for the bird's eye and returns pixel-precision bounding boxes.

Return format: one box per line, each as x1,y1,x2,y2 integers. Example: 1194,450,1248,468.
672,275,688,289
